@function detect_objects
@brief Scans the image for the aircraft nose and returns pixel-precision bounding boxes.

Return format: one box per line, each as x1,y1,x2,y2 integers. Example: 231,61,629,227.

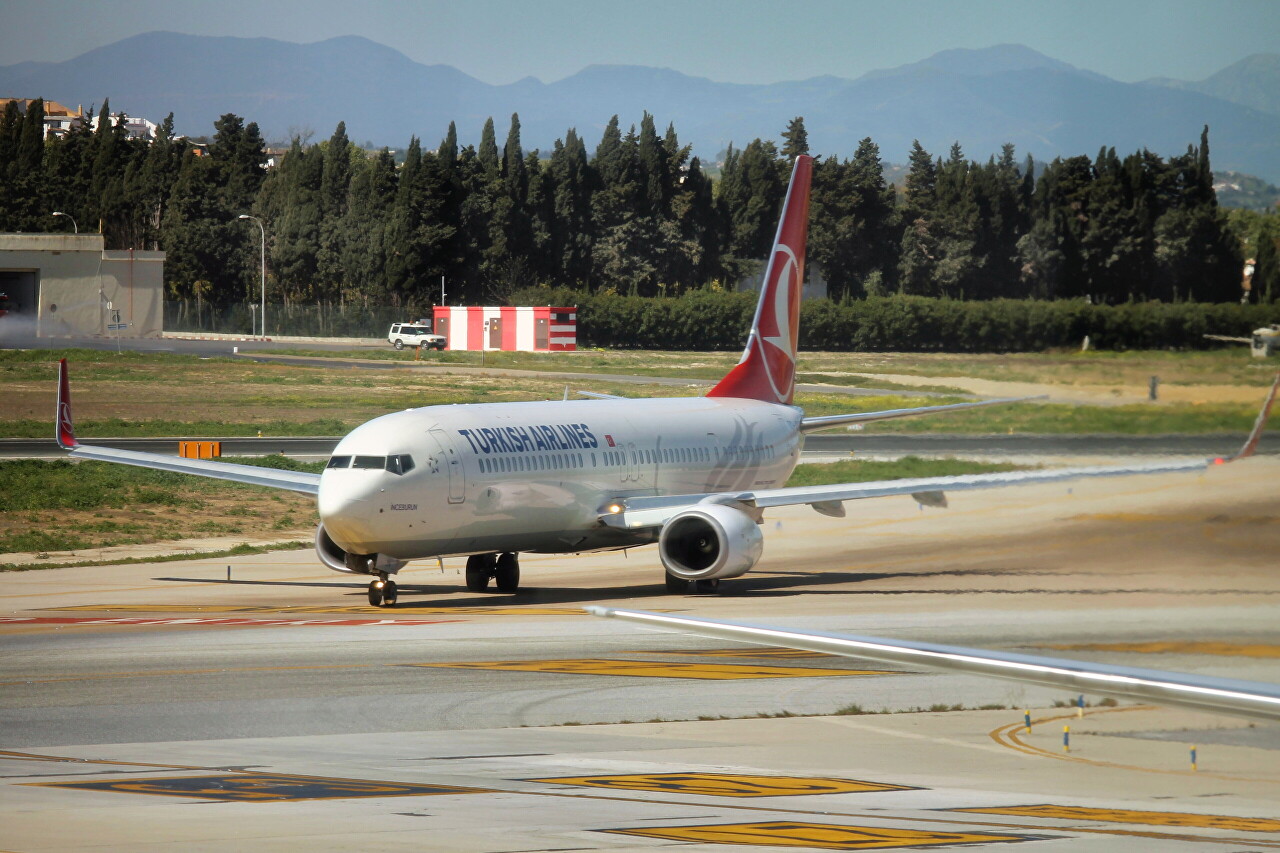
318,477,375,547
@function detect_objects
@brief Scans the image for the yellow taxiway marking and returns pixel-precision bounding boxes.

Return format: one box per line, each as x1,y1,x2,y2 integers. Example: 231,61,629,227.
30,773,487,802
1039,641,1280,659
8,748,1278,848
412,659,890,679
532,773,917,797
988,708,1280,785
604,822,1035,849
46,604,586,616
667,647,829,659
953,805,1280,833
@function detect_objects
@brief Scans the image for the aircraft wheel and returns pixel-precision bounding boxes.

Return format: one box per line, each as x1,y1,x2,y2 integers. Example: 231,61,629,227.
465,554,493,592
694,579,720,594
367,580,384,606
382,580,398,606
495,552,520,593
664,571,690,593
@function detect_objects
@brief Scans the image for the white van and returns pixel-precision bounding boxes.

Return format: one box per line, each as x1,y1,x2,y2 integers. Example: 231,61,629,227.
387,322,446,350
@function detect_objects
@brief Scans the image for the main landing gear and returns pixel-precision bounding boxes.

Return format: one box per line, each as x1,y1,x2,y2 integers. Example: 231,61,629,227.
465,552,520,593
367,573,398,607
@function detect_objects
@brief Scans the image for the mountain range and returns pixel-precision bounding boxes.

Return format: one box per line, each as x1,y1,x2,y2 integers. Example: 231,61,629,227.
3,32,1279,183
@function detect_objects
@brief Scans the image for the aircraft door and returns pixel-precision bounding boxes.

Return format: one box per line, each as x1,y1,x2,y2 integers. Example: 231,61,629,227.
428,428,466,504
487,317,502,349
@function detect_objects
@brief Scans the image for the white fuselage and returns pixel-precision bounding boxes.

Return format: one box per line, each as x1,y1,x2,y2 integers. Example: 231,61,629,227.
318,396,803,565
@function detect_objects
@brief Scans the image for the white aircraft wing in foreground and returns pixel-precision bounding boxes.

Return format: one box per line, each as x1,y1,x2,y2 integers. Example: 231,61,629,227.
587,607,1280,722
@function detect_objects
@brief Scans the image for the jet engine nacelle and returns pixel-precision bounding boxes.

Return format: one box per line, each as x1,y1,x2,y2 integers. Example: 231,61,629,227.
658,503,764,581
314,524,406,575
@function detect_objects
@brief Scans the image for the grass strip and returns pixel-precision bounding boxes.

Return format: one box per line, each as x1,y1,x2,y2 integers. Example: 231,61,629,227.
0,541,311,573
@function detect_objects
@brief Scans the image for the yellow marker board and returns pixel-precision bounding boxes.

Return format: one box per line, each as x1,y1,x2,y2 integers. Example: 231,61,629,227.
605,822,1033,849
32,773,487,802
532,772,916,797
413,659,889,679
955,805,1280,832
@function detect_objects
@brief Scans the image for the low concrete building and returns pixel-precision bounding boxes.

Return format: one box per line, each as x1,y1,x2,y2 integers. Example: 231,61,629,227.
0,234,164,338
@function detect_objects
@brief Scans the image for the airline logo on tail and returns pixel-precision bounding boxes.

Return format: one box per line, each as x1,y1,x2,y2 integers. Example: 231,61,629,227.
708,155,812,406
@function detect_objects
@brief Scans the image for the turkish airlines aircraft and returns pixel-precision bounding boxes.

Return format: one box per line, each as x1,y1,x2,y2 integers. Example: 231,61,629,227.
55,155,1278,607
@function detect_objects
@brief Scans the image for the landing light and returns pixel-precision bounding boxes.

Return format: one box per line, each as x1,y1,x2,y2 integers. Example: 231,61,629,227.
607,503,624,514
374,580,385,588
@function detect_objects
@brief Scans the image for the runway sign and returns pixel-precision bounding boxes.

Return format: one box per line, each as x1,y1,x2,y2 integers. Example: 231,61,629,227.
604,822,1036,849
48,604,586,616
412,659,890,679
954,805,1280,832
31,773,487,802
531,773,917,797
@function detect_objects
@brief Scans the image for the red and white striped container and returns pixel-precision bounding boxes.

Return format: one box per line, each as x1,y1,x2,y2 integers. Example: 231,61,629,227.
431,306,576,352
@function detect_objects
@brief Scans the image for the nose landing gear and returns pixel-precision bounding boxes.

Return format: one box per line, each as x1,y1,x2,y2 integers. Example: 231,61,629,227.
367,574,398,607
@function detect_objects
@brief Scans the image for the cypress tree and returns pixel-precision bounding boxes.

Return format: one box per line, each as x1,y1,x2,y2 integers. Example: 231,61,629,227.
477,117,499,173
780,116,809,160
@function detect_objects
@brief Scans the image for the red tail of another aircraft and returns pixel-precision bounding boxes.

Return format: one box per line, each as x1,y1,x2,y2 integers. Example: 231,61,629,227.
708,154,813,406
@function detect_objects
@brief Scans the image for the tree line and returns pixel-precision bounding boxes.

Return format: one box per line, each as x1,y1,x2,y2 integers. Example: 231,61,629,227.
3,99,1277,311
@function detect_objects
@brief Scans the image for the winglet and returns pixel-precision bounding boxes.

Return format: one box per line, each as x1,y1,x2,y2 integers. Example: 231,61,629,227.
56,358,79,449
708,155,813,406
1222,372,1279,463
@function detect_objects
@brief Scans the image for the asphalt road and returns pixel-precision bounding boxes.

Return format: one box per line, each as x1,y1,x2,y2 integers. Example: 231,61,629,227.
2,460,1278,850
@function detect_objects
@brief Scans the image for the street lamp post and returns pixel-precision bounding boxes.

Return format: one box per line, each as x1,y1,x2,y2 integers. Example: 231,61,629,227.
237,214,266,338
52,211,78,233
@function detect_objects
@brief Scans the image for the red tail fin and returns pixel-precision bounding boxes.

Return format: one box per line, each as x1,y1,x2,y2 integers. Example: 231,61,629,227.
708,155,813,405
56,358,78,449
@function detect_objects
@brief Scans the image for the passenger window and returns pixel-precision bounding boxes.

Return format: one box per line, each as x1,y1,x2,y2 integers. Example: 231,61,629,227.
327,455,352,469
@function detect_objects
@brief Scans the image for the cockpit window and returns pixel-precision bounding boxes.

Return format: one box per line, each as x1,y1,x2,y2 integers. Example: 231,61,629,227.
386,454,415,475
326,455,352,469
352,455,386,470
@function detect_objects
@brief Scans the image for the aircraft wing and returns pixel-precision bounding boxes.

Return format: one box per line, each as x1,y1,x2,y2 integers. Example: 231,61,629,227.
599,457,1213,528
586,607,1280,722
55,359,320,495
800,396,1041,433
601,374,1278,530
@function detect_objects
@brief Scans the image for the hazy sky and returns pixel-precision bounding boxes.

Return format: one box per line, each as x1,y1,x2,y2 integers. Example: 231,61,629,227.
1,0,1276,85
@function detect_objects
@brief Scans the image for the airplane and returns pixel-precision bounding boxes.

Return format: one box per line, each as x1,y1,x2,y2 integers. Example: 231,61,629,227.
586,607,1280,722
53,154,1279,608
